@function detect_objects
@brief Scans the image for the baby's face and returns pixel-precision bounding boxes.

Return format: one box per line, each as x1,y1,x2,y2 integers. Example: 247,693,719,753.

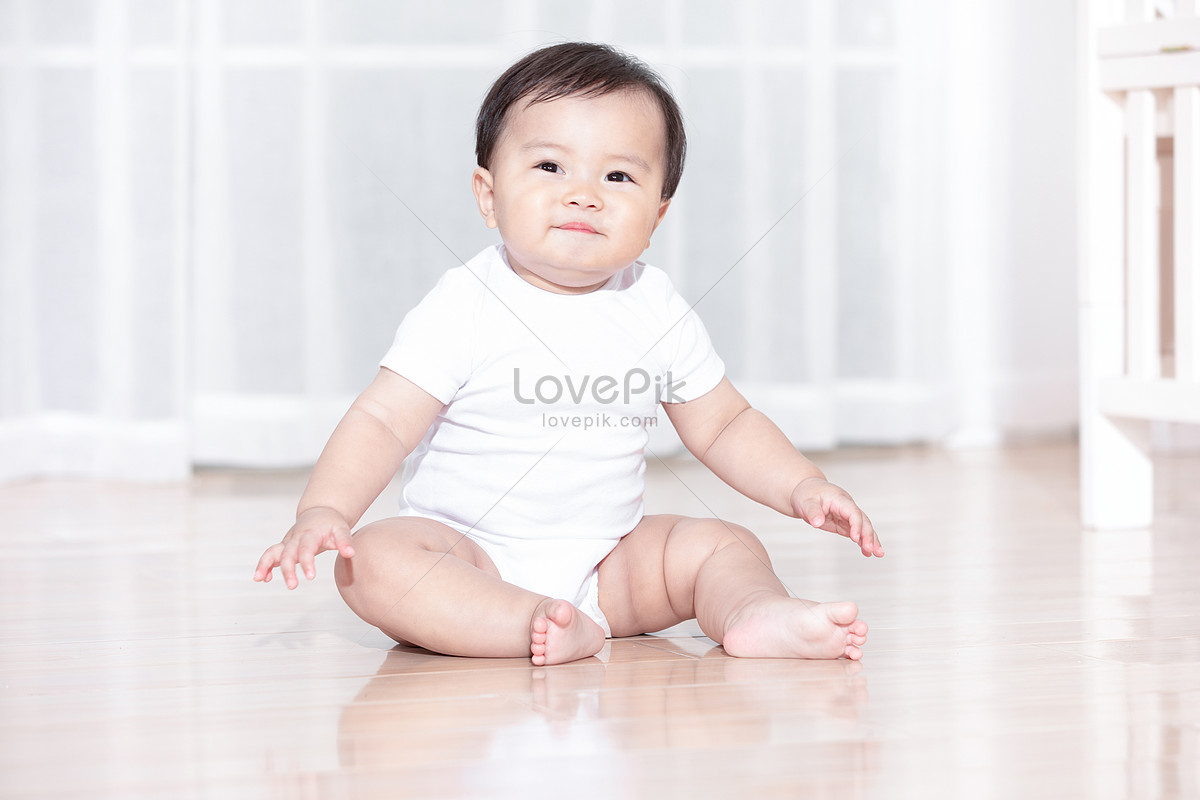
472,90,672,294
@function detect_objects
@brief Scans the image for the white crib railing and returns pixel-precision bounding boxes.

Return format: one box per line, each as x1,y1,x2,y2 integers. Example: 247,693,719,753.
1080,0,1200,529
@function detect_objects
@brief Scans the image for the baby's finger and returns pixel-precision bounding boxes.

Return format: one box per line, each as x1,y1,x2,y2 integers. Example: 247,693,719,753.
820,496,857,539
799,497,827,529
851,516,866,549
254,545,283,582
295,539,320,581
294,534,326,578
333,528,356,559
860,515,884,557
832,502,862,545
280,550,300,589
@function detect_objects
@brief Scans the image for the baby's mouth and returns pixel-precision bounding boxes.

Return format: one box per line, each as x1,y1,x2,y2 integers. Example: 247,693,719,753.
557,222,599,234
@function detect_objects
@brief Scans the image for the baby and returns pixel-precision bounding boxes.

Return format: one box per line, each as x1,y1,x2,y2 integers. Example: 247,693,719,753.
253,42,884,666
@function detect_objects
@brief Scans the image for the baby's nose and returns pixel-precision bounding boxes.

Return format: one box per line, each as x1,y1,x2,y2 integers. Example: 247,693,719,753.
563,179,602,209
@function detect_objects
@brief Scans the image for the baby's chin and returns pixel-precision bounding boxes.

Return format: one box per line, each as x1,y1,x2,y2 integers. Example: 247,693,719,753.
518,262,622,295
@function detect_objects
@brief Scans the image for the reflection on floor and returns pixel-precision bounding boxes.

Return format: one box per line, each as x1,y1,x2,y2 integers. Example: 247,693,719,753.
1,442,1197,798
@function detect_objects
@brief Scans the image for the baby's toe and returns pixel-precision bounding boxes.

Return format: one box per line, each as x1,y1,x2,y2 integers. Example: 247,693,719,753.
547,599,574,626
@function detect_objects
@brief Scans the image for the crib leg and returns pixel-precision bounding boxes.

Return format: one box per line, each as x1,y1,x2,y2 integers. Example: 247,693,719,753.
1079,413,1153,529
1080,308,1154,529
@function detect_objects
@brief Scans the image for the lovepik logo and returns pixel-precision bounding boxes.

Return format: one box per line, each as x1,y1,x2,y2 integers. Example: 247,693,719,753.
512,367,687,405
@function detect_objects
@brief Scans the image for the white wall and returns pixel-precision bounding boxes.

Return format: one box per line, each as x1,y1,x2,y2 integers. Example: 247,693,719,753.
942,0,1080,446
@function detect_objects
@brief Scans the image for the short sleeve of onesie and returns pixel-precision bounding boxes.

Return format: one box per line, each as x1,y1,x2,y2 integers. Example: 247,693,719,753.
659,276,726,403
378,270,477,405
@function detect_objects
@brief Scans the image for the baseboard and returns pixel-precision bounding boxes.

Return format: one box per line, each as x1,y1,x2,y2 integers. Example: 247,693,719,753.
0,416,190,482
191,394,352,468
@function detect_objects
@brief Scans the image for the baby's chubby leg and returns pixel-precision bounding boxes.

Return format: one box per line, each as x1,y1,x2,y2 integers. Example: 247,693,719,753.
598,515,868,660
334,517,603,664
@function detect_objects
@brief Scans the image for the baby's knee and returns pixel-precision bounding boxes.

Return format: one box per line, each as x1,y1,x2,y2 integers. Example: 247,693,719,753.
333,520,414,592
335,518,465,587
717,522,771,565
673,517,771,565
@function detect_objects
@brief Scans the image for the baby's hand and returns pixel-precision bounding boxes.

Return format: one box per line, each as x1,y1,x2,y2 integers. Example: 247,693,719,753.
253,506,357,589
790,477,884,558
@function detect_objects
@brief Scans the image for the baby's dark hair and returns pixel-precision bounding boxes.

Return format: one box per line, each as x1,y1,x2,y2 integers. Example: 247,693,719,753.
475,42,687,200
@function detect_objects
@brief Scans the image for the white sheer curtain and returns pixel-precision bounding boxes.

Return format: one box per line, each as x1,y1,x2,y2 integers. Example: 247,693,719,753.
0,0,1079,482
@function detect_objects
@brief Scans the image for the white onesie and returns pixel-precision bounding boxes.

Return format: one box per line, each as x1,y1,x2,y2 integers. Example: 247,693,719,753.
379,244,725,635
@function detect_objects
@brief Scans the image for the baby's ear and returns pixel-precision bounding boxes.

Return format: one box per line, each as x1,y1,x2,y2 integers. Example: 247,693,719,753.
471,167,499,229
650,197,672,240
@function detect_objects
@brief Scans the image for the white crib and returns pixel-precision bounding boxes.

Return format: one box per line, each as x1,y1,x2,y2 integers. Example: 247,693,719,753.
1080,0,1200,528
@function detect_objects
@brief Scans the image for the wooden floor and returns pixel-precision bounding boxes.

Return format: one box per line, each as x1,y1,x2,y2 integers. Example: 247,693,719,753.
1,441,1198,799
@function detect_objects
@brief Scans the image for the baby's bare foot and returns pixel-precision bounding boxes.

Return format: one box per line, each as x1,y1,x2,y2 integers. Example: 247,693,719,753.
721,597,868,661
529,598,605,666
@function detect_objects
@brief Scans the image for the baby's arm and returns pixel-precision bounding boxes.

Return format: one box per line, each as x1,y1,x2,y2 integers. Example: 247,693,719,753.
253,368,444,588
663,377,883,558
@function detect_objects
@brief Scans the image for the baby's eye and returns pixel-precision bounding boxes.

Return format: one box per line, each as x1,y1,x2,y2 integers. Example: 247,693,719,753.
536,162,562,173
605,171,633,183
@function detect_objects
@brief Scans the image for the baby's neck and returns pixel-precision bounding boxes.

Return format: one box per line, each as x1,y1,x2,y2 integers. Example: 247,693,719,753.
501,247,617,295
